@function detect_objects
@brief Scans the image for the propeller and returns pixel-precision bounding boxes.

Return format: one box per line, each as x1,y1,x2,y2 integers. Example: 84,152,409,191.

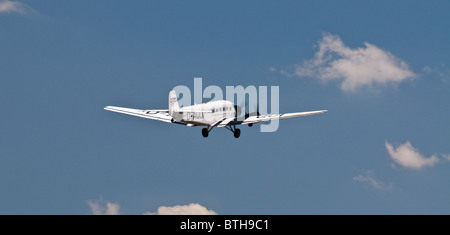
234,105,242,117
235,99,260,119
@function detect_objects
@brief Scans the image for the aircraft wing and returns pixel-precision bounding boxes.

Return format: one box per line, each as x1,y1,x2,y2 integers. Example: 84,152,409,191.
236,110,328,125
104,106,195,126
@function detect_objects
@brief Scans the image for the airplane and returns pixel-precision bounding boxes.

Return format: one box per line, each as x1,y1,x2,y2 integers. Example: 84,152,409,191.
104,90,327,138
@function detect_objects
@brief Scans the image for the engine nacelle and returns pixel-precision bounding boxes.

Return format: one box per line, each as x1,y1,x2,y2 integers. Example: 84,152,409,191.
234,105,242,117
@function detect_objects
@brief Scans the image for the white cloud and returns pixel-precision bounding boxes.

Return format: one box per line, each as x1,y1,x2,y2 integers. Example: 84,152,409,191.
353,170,393,191
145,203,217,215
385,141,439,169
0,0,32,14
88,200,121,215
88,200,217,215
293,33,416,91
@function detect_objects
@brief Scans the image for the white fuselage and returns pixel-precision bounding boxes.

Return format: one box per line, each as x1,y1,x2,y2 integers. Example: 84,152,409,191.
172,100,235,126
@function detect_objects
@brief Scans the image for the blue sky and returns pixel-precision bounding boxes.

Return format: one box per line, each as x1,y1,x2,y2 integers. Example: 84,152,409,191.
1,0,449,214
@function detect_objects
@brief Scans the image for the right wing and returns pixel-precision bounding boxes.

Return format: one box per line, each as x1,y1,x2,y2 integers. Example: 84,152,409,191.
104,106,195,126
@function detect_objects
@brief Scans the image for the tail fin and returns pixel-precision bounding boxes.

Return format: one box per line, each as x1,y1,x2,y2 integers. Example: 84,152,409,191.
169,90,180,116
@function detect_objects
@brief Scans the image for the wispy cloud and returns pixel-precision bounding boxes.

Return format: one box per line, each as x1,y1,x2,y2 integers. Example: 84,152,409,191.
0,0,32,14
422,64,450,83
353,170,393,191
385,141,439,169
443,154,450,161
88,200,217,215
144,203,217,215
289,33,415,91
88,200,121,215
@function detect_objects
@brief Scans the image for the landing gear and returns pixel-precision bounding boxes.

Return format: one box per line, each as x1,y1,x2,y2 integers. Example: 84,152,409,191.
201,126,216,138
202,128,209,138
201,125,241,138
225,125,241,138
234,128,241,138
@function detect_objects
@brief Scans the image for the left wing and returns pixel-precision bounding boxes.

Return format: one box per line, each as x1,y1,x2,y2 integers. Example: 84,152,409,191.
227,110,328,126
104,106,195,126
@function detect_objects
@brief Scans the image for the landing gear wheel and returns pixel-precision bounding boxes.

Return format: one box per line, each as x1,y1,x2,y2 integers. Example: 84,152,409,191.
202,128,209,138
234,128,241,138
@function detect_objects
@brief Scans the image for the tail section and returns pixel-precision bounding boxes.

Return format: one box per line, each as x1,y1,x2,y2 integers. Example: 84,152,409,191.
169,90,180,117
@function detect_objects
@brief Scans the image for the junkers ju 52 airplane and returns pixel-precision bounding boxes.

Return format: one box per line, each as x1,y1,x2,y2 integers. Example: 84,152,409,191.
104,90,327,138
